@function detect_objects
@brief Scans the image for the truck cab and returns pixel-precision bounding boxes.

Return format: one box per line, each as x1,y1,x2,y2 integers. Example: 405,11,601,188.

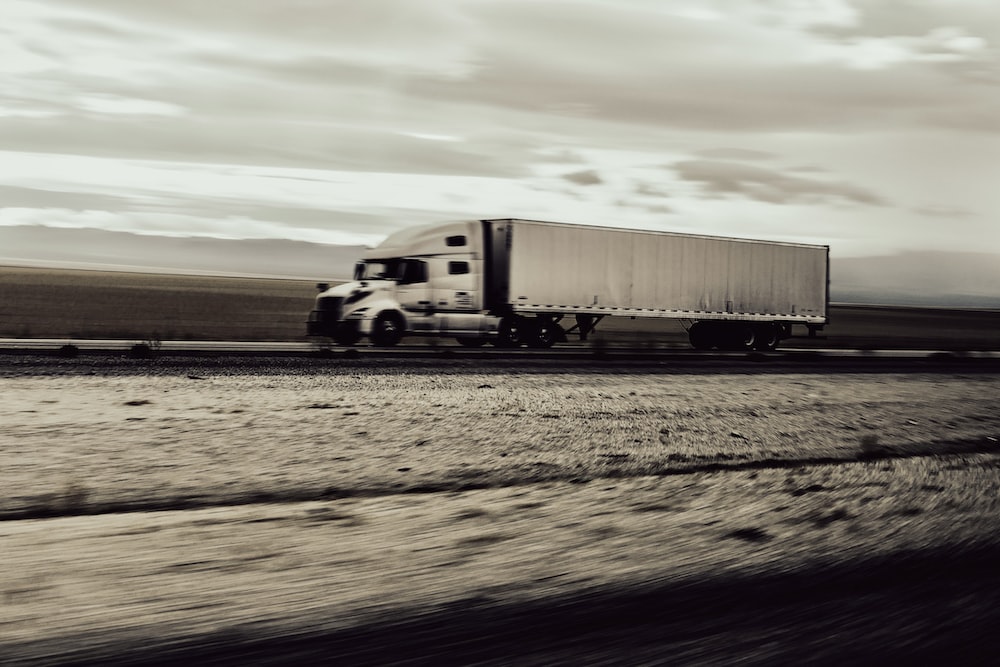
307,221,498,346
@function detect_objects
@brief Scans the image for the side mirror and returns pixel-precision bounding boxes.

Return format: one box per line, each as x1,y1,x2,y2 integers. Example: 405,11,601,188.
316,282,329,292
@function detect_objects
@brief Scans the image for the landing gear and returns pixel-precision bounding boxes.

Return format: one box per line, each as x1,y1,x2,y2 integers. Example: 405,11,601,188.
565,314,603,342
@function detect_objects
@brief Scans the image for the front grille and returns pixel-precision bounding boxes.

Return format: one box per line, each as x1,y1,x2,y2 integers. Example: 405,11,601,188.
316,296,344,322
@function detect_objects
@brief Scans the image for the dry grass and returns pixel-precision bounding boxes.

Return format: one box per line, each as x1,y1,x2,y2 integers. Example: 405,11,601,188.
0,266,318,341
3,366,1000,663
3,369,999,520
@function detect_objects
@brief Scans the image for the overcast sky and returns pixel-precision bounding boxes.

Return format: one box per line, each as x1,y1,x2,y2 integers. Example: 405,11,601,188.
2,0,998,257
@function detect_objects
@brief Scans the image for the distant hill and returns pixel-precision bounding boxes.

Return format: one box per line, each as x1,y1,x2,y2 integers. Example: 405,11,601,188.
2,225,999,308
0,225,362,280
832,251,1000,308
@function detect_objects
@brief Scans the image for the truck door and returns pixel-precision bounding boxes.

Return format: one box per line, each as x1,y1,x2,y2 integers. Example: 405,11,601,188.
396,259,433,313
426,257,481,311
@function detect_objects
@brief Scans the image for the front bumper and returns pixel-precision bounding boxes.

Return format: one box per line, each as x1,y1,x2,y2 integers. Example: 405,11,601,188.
306,310,336,337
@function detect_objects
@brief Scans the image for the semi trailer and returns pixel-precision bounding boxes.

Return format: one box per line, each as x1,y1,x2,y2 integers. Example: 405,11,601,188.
306,218,829,350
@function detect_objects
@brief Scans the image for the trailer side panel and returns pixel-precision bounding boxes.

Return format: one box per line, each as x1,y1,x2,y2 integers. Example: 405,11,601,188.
505,220,827,323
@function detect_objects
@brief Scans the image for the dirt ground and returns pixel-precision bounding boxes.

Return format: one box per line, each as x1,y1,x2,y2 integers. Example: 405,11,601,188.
3,358,1000,664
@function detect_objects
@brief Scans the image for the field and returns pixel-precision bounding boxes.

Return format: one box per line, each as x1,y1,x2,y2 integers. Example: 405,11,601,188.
3,265,1000,349
0,266,317,341
3,357,1000,663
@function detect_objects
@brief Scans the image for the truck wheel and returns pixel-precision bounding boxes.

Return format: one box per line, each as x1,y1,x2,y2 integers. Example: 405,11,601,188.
456,337,487,347
736,325,756,351
495,316,528,348
753,324,779,351
370,311,405,347
529,320,563,348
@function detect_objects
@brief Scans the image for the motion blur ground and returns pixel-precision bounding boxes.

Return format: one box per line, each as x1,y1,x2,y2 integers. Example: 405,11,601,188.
2,357,1000,664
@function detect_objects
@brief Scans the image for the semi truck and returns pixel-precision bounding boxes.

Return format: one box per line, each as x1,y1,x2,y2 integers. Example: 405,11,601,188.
307,218,829,350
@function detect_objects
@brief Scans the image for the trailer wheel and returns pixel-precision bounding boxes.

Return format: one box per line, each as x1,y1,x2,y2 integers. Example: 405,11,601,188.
736,325,756,351
495,316,528,348
456,337,488,347
753,324,779,351
712,322,757,350
370,311,405,347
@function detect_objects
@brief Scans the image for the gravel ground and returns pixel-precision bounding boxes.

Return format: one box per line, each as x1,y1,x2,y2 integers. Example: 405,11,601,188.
2,358,1000,664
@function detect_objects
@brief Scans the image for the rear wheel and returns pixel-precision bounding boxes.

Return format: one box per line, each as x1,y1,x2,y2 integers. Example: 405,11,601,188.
529,319,563,348
495,316,529,348
370,311,405,347
735,325,756,351
689,322,757,350
753,323,779,351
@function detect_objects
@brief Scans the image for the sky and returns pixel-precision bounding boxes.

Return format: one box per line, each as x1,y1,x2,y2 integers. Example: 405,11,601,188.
1,0,998,258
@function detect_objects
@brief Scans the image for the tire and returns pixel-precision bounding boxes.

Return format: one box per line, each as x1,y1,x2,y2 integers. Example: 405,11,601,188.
495,316,529,348
370,311,405,347
456,337,488,347
752,324,779,351
736,325,756,351
528,319,563,348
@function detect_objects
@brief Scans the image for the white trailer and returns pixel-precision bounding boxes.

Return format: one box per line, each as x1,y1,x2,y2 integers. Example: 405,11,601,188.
307,218,829,350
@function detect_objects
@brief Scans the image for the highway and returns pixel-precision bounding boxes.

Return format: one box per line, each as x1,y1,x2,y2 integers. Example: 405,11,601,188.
2,338,999,364
0,336,993,355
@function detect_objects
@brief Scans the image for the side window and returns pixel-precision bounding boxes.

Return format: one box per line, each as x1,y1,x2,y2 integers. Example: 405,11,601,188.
398,259,428,285
448,261,470,275
445,235,467,247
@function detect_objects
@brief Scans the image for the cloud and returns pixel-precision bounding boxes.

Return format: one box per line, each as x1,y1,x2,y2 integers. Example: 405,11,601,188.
76,94,186,116
617,200,674,215
532,149,588,164
6,0,998,174
913,204,975,218
562,169,603,186
634,182,670,198
673,160,887,206
806,26,990,70
0,184,135,210
695,148,778,161
0,0,997,257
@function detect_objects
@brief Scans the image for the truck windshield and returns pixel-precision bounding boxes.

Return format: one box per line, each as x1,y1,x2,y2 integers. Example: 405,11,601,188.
355,260,400,281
